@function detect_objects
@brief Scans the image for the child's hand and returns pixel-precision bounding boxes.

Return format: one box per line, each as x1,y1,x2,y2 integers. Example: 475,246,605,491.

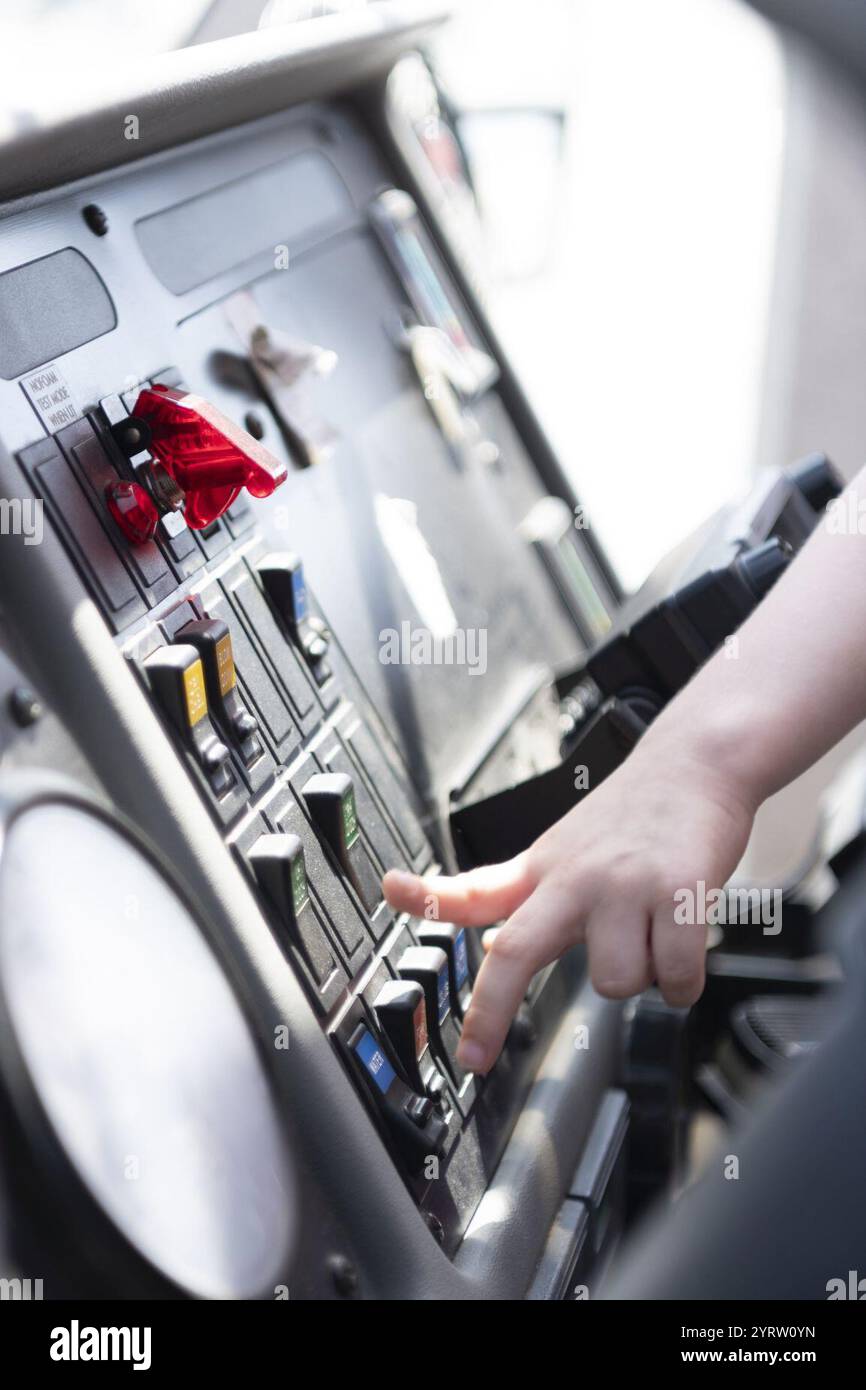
383,731,757,1074
386,462,866,1072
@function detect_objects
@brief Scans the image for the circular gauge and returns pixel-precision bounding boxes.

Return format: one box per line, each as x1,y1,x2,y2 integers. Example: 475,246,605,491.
0,785,296,1298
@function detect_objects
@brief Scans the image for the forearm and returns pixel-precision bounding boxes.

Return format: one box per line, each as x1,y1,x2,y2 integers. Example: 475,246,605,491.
641,464,866,809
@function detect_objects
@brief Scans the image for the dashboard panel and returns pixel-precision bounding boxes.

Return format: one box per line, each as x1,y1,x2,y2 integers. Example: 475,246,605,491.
0,6,843,1306
0,21,628,1299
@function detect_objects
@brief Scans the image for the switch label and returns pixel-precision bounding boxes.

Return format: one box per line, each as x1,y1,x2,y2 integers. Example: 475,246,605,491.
437,963,450,1024
454,929,469,989
341,787,359,849
182,659,209,727
291,565,309,622
413,999,428,1060
20,362,81,434
214,632,237,696
290,853,310,917
354,1029,396,1095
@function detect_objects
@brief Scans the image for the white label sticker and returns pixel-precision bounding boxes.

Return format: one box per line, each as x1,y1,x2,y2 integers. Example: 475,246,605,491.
20,362,81,433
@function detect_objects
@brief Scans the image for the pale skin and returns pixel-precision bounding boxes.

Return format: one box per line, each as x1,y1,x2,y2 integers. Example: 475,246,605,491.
383,466,866,1075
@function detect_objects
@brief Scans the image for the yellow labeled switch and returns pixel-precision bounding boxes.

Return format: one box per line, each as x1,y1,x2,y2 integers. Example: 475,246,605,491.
214,632,237,697
182,658,209,728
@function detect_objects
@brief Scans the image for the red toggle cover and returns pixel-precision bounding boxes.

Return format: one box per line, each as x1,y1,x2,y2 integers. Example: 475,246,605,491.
134,385,287,529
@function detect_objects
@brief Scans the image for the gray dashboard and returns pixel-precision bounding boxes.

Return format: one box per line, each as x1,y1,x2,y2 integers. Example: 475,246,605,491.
0,9,627,1299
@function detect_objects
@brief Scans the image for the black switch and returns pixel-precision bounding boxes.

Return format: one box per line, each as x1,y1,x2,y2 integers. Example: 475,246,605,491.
248,833,335,988
788,452,843,514
98,393,130,431
404,1094,433,1127
736,537,793,602
303,771,381,912
179,617,264,768
349,1022,447,1173
144,644,234,797
257,552,332,683
22,440,144,630
398,945,467,1091
416,923,474,1018
373,979,449,1106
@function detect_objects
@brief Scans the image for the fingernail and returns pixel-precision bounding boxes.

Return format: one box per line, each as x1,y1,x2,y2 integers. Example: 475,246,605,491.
382,871,409,899
384,869,413,887
457,1039,487,1074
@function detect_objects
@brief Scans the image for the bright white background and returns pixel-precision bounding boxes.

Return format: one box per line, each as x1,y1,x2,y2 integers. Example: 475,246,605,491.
0,0,788,596
434,0,788,592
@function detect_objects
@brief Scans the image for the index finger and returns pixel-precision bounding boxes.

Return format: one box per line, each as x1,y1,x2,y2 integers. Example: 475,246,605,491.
382,854,534,927
456,886,576,1074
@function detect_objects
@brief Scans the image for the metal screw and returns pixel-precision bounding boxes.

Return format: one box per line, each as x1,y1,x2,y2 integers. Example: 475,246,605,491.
508,1003,537,1050
82,204,109,237
8,686,42,727
425,1212,445,1245
326,1253,359,1298
244,410,265,441
111,416,152,458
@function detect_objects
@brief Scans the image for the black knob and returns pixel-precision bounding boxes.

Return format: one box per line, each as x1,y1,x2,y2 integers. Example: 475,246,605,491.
82,203,109,237
110,415,153,457
788,453,843,514
737,538,793,601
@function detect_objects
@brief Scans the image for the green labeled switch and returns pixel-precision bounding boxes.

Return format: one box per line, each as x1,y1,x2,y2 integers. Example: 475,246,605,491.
302,771,381,913
248,832,334,987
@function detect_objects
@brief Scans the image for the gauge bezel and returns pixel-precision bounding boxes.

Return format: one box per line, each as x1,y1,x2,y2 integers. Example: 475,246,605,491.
0,770,297,1300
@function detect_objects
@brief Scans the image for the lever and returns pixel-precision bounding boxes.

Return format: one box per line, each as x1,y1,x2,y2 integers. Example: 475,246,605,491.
400,322,499,463
128,384,287,530
225,290,339,469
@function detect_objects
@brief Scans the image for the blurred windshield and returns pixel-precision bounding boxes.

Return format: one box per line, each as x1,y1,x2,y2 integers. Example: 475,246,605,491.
429,0,786,590
0,0,386,122
0,0,211,82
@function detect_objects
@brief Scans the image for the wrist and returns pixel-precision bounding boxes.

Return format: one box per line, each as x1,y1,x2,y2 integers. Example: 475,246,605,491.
640,687,769,816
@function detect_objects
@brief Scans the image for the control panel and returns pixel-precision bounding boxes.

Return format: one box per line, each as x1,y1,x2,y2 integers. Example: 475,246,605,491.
12,361,579,1253
0,63,614,1261
0,10,857,1308
0,50,839,1292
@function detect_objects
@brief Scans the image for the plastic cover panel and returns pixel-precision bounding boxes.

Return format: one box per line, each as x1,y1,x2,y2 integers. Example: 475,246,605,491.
0,249,115,380
135,152,351,294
